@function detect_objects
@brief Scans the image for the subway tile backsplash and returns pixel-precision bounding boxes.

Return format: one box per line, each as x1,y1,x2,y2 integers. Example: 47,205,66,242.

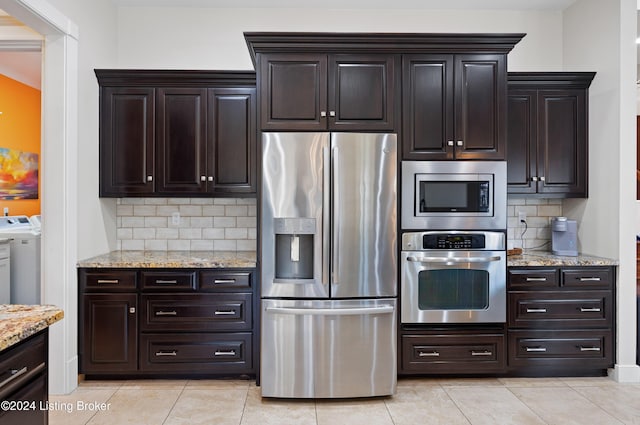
507,197,562,250
116,198,257,251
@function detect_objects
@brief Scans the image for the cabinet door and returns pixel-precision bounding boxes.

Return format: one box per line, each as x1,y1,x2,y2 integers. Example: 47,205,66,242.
454,54,506,160
208,88,257,195
507,90,537,194
156,88,207,193
537,89,587,196
100,87,155,196
328,54,397,131
81,294,138,373
259,53,327,131
402,54,454,160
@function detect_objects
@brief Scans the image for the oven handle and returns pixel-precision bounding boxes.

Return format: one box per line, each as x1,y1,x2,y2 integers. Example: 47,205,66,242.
406,256,502,264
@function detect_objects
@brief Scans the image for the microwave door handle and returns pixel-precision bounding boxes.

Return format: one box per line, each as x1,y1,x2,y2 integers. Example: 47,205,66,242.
406,256,502,263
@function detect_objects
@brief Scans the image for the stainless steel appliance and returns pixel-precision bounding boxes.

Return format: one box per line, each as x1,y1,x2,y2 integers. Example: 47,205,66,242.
261,132,397,399
551,216,578,256
401,161,507,230
401,231,506,324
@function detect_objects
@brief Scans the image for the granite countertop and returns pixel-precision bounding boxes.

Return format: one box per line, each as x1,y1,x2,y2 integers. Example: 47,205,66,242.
0,305,64,352
77,250,257,269
507,251,618,267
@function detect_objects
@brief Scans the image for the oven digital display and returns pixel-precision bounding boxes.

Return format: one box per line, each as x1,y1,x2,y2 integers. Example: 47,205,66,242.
422,234,486,250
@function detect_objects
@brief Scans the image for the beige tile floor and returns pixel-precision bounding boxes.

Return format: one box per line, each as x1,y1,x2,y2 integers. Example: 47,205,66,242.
47,376,640,425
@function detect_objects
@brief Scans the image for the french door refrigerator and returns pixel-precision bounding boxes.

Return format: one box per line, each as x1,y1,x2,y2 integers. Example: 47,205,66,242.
261,132,397,398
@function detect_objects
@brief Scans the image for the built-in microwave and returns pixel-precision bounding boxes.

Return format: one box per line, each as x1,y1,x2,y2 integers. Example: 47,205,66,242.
401,161,507,230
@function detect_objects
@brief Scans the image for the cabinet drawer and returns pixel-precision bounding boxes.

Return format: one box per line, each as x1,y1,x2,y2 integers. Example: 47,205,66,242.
139,333,252,373
199,271,252,291
508,330,613,368
401,334,505,374
508,291,611,328
562,268,612,289
81,270,137,291
508,268,558,289
0,332,46,397
140,294,252,332
141,271,196,291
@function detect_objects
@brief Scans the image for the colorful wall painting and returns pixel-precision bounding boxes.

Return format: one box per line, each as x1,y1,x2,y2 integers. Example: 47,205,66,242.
0,147,39,199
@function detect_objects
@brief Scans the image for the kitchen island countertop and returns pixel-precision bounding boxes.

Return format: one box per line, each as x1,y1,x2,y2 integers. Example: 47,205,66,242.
507,251,617,267
77,250,257,269
0,304,64,352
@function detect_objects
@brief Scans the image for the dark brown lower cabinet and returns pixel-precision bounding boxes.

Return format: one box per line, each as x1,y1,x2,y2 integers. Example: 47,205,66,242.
78,268,256,378
401,332,506,374
0,331,48,425
507,266,615,374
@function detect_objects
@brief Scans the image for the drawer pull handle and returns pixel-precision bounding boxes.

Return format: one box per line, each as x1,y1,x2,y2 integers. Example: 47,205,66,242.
471,351,493,356
155,310,177,316
155,279,178,284
214,350,236,356
214,310,236,316
526,277,547,282
526,308,548,313
525,347,547,352
0,367,28,389
580,307,601,313
155,351,177,357
418,351,440,357
97,279,119,284
213,279,236,284
578,277,601,282
579,346,601,352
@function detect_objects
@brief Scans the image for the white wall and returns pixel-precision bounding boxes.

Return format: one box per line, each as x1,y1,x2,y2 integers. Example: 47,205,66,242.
563,0,639,381
115,7,563,70
47,0,118,259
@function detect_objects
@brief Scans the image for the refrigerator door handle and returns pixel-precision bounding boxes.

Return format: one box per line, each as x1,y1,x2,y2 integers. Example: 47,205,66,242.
323,144,330,288
331,144,339,286
265,305,395,316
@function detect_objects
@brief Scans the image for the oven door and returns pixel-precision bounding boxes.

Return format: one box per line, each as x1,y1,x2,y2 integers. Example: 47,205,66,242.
401,250,506,323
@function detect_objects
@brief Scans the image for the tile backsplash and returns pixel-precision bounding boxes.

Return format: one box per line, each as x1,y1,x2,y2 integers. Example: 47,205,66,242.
507,197,562,250
116,198,257,251
115,196,559,252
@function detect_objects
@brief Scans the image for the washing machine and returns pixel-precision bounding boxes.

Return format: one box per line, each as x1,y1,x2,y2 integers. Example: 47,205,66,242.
0,216,41,305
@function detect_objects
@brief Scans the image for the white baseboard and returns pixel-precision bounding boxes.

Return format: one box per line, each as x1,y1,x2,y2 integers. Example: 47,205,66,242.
608,364,640,383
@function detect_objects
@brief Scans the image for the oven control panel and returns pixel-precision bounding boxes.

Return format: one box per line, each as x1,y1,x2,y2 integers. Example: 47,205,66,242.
423,234,486,250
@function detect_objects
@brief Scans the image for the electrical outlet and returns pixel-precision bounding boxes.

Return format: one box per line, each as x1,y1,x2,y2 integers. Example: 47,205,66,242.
171,212,180,226
3,207,8,217
518,211,527,223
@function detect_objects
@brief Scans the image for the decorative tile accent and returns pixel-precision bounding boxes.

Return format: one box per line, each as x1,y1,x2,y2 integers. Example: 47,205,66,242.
116,198,257,251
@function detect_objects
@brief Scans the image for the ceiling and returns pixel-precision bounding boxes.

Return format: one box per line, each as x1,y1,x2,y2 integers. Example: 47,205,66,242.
110,0,578,9
0,10,41,89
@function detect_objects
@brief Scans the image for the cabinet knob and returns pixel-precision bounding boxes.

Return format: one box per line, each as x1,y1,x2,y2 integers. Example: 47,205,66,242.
200,175,206,182
329,111,336,117
208,176,214,182
129,307,136,314
320,111,327,117
531,176,538,182
456,140,463,147
539,176,546,182
447,140,454,147
146,176,153,182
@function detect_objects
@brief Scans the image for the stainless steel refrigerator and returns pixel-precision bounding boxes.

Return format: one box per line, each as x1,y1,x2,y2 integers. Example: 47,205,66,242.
260,132,397,399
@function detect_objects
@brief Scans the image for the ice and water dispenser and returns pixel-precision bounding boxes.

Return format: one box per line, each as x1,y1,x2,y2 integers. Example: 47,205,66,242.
273,218,316,281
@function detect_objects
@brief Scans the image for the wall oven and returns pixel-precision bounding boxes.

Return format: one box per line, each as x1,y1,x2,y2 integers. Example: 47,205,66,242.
401,161,506,230
401,231,506,324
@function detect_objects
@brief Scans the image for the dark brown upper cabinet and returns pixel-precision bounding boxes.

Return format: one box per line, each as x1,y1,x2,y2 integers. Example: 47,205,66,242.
96,70,256,197
259,53,397,131
403,54,507,160
507,72,595,197
245,32,524,138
